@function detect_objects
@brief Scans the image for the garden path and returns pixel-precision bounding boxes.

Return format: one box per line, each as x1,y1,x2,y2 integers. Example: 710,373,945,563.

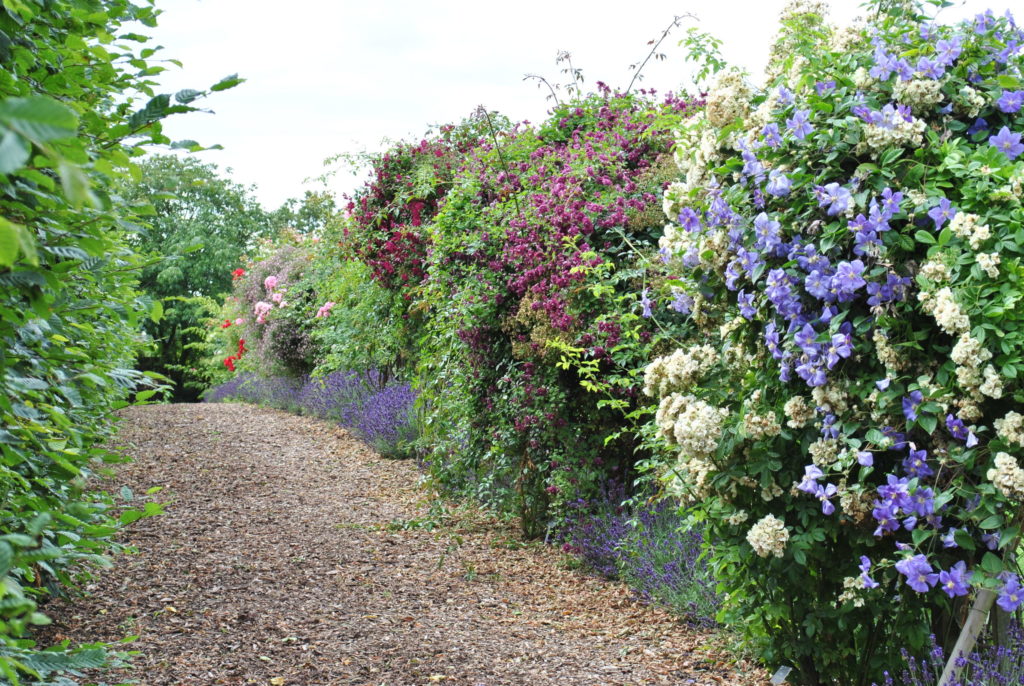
43,403,767,685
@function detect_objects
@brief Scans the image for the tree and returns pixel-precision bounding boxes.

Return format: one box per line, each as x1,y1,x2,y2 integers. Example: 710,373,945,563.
124,155,274,400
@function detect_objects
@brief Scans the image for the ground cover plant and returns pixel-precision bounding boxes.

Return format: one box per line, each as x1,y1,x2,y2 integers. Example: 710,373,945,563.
638,0,1024,682
0,0,241,681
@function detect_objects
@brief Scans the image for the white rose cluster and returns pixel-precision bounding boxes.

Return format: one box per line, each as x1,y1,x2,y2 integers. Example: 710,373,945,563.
743,411,783,440
949,212,992,250
971,239,997,267
861,115,926,155
893,78,945,112
838,576,868,607
655,393,729,459
919,287,970,335
919,256,951,283
954,85,987,118
811,384,849,414
950,333,1003,398
705,69,752,129
662,181,689,222
809,438,840,466
746,514,790,558
673,116,722,192
987,452,1024,499
784,395,815,428
643,345,718,397
996,411,1024,448
872,329,905,372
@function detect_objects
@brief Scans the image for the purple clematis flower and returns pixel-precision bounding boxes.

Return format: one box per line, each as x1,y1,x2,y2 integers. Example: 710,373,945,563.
990,126,1024,160
895,554,938,593
997,90,1024,113
903,447,933,478
832,260,866,297
787,109,813,140
902,390,924,421
762,122,782,148
859,556,880,589
928,197,956,230
938,561,971,598
816,183,852,216
640,289,654,318
798,464,825,494
765,169,791,196
817,482,838,515
678,207,702,232
997,574,1023,612
934,36,963,66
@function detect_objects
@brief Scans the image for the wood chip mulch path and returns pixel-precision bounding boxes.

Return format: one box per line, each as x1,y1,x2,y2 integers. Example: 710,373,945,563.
40,403,770,686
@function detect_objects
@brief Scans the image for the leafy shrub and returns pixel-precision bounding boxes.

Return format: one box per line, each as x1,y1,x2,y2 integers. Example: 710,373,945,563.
228,242,317,377
641,1,1024,682
411,88,694,536
0,0,236,679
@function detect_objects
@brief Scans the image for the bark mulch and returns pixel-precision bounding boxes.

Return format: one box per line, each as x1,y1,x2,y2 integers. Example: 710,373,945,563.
40,403,770,686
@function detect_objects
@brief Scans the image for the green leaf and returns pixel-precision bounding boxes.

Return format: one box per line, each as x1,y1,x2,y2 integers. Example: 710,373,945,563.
914,230,936,245
150,299,163,323
953,529,976,550
0,542,13,576
174,88,203,104
0,217,37,267
210,74,245,92
0,128,29,174
57,160,98,208
0,95,78,143
979,514,1003,530
918,414,937,435
981,551,1003,574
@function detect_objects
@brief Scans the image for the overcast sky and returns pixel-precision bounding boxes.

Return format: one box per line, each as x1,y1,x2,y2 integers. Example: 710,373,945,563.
140,0,1017,209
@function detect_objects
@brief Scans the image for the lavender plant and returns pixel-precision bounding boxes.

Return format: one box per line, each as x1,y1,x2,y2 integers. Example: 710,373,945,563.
557,484,719,624
877,620,1024,686
204,370,418,457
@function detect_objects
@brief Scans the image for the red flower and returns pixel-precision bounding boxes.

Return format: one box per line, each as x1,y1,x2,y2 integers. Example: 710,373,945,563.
237,339,247,355
232,268,246,280
223,356,236,371
221,319,232,328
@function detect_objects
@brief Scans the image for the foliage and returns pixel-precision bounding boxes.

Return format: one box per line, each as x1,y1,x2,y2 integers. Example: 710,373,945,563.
342,123,485,295
121,155,274,399
413,86,694,536
641,1,1024,682
0,0,235,681
296,216,413,382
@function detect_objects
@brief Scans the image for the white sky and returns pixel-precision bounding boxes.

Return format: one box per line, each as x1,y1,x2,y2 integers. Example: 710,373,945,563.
140,0,1017,209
